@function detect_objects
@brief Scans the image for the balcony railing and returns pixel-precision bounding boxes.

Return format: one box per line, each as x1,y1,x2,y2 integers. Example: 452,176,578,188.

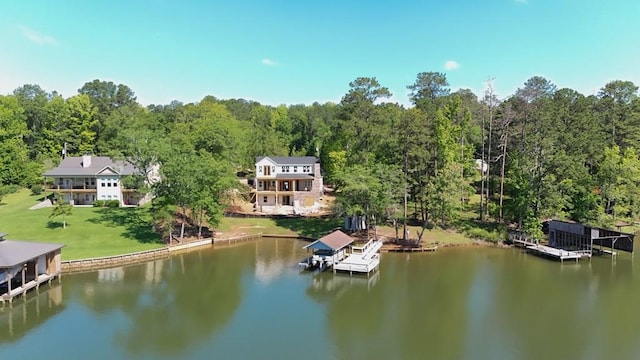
47,185,97,191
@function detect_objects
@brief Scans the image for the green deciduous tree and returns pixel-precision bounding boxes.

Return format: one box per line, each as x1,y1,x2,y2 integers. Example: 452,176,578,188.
50,196,73,229
0,95,41,186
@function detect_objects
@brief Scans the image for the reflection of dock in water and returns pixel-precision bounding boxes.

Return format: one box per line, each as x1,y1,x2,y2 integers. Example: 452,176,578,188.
0,283,64,342
309,272,380,300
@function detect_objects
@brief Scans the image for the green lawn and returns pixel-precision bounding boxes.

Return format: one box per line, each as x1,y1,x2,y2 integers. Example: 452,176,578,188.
217,216,476,245
217,216,341,239
0,189,480,261
0,189,164,260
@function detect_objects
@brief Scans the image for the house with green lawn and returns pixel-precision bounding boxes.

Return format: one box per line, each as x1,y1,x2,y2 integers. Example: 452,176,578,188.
44,155,157,206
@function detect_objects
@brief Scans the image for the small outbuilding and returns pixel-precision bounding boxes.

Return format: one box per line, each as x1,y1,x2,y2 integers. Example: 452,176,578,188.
548,220,635,254
300,230,354,270
0,233,64,303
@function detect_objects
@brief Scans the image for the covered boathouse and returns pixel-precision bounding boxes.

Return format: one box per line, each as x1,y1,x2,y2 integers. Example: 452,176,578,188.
548,220,635,255
511,220,635,262
0,233,64,304
300,230,354,271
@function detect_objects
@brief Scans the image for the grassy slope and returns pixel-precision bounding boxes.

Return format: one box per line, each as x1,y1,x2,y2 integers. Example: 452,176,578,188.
217,216,342,239
0,188,478,261
217,216,474,245
0,189,163,260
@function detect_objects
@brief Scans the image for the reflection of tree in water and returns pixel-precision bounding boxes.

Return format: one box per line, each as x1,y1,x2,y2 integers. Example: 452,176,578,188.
493,252,640,360
306,252,476,359
119,246,255,356
65,245,255,356
0,284,65,343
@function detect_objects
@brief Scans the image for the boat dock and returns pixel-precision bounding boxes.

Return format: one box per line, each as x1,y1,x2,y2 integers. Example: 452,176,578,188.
298,231,383,275
511,237,591,262
333,239,382,275
1,233,64,304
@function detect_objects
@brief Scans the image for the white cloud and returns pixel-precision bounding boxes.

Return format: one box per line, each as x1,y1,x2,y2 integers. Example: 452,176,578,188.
444,60,460,70
261,58,277,66
18,26,58,45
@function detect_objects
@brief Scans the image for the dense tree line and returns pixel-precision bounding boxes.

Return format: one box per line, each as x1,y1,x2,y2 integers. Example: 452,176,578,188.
1,75,639,237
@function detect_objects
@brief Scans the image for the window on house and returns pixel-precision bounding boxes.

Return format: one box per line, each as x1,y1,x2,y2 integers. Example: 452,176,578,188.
272,166,275,173
107,182,112,187
264,166,271,176
263,196,268,203
258,181,263,189
293,166,297,172
258,166,262,174
101,182,105,187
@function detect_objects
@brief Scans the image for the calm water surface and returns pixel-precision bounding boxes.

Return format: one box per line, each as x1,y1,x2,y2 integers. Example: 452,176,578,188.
1,238,639,359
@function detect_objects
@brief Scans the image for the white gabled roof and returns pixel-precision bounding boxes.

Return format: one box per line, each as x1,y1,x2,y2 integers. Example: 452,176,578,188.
255,156,318,166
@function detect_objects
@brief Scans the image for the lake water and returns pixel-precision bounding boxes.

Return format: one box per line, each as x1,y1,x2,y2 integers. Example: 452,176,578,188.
1,238,639,359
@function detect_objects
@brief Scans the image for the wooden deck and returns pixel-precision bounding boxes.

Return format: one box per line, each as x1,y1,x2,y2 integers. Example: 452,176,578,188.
333,239,382,275
512,238,591,262
386,245,438,253
333,253,380,274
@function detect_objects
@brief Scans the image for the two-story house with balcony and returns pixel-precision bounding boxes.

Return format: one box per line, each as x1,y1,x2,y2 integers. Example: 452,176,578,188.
44,154,155,206
254,156,323,214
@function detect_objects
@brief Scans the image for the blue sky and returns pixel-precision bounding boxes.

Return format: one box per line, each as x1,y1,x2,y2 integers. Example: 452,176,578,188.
2,0,639,106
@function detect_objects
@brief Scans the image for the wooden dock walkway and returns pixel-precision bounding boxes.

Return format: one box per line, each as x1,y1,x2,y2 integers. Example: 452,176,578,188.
511,238,591,262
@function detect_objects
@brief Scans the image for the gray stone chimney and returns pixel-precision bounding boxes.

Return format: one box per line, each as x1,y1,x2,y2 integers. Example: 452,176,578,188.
82,154,92,168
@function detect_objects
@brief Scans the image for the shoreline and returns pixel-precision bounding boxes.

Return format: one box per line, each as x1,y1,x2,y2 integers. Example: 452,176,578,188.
61,233,500,273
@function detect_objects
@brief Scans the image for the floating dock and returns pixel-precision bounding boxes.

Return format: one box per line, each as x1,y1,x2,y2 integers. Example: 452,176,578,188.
525,244,591,262
511,237,591,262
298,231,383,275
333,239,382,275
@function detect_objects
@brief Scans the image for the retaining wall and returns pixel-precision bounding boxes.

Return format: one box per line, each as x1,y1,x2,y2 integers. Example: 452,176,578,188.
62,234,270,273
61,233,313,273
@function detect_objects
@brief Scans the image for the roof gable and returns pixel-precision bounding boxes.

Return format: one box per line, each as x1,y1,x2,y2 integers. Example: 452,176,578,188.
304,230,353,251
255,156,318,166
97,166,120,176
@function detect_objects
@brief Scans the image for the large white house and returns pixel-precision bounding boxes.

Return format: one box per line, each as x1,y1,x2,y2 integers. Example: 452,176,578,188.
44,155,156,206
254,156,324,214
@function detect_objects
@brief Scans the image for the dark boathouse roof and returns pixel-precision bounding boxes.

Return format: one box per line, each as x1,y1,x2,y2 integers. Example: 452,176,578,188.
0,236,64,268
304,230,354,251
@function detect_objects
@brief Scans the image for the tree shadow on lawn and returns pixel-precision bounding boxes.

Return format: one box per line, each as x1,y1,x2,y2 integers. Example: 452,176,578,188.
87,208,162,244
272,216,341,239
452,216,501,233
47,220,66,229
